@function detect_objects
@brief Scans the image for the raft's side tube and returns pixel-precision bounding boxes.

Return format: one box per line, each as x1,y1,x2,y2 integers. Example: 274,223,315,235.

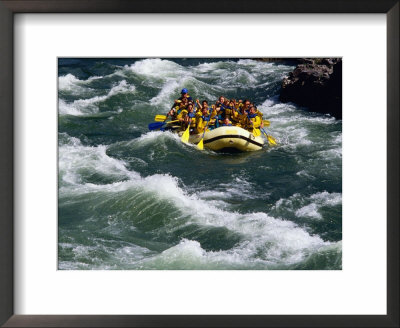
187,126,264,151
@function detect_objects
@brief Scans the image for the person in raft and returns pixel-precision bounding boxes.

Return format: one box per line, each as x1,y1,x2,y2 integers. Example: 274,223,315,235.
214,96,228,125
215,96,225,110
178,88,193,102
165,90,265,134
247,102,264,128
195,107,210,134
242,99,251,113
221,117,232,126
177,103,196,131
183,104,196,133
166,98,187,121
247,106,262,132
172,88,193,107
222,100,236,121
231,102,248,128
167,88,193,120
195,99,213,114
195,106,218,133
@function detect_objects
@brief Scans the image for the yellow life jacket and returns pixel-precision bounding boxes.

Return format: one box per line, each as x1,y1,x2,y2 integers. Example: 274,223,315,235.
223,107,231,118
236,111,248,127
230,109,240,125
195,112,214,134
188,115,196,128
247,114,261,129
195,115,206,134
177,109,188,121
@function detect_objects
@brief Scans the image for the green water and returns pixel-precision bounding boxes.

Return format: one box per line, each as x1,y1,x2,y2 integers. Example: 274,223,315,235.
58,58,342,269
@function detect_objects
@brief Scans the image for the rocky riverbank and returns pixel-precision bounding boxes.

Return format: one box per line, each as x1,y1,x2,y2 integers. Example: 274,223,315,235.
279,58,342,119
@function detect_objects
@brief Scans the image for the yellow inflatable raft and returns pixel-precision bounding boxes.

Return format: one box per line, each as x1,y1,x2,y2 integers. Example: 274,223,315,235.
179,126,264,152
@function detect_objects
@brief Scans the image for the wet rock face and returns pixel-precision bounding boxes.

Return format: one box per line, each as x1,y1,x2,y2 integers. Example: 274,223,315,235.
280,58,342,119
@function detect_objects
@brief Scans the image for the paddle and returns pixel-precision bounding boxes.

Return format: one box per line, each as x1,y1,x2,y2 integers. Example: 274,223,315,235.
148,122,165,131
181,104,195,144
197,109,213,150
148,120,179,131
156,112,194,123
253,127,261,137
154,114,168,122
260,127,277,145
263,120,270,127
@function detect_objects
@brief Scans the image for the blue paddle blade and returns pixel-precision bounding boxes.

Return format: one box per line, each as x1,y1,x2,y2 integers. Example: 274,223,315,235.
148,122,166,131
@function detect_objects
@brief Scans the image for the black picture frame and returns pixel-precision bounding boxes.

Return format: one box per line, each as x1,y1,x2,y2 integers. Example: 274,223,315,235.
0,1,398,327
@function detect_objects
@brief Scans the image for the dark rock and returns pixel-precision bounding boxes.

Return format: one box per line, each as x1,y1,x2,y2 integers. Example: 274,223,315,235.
280,58,342,119
253,58,305,65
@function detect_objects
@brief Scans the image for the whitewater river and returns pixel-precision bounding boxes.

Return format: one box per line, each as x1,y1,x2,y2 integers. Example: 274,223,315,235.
58,58,342,270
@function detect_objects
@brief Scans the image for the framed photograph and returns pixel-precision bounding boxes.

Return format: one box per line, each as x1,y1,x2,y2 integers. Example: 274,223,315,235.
0,1,398,327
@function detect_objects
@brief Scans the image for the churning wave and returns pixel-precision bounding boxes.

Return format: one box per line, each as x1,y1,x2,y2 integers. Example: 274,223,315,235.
59,131,340,270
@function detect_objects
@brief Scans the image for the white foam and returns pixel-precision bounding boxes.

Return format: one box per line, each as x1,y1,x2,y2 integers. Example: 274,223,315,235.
58,73,82,93
258,97,340,154
113,245,154,263
58,136,138,187
295,203,322,219
275,191,342,221
195,62,224,73
59,73,103,89
259,99,297,116
149,75,213,108
58,99,84,116
126,58,184,78
134,179,330,266
296,170,315,179
197,176,269,201
59,241,153,270
139,219,333,268
59,80,135,116
122,58,293,111
58,74,104,99
317,148,342,160
271,113,336,126
310,191,342,206
273,126,311,148
59,133,82,147
149,78,180,106
129,130,183,150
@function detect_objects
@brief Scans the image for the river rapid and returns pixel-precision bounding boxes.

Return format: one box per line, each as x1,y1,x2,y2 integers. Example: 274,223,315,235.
58,58,342,270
